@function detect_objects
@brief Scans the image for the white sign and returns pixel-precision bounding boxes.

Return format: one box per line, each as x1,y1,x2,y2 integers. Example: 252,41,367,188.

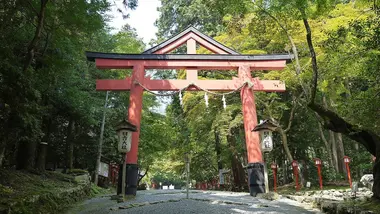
163,185,168,190
169,184,175,190
261,131,273,152
118,130,132,153
219,170,225,185
306,182,311,188
98,162,109,177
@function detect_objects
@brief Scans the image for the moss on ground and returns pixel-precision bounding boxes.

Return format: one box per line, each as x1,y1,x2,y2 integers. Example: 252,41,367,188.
276,183,350,195
0,169,91,214
344,199,380,213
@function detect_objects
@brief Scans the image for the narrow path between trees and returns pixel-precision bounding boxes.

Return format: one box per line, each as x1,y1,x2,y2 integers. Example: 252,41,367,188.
68,190,321,214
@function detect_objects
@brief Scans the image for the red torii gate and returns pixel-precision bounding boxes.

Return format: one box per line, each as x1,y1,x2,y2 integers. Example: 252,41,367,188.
86,27,292,196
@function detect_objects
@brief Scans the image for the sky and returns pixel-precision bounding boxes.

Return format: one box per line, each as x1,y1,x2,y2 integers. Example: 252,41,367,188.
107,0,169,113
107,0,161,46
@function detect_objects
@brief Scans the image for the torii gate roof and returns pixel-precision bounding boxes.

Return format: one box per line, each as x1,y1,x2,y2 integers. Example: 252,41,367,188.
86,26,293,63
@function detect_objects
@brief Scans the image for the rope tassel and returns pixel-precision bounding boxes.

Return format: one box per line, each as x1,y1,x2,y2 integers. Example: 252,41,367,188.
179,90,183,106
222,95,226,110
204,92,209,108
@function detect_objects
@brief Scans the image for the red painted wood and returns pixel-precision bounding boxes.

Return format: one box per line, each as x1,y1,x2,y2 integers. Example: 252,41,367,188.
273,168,277,192
96,78,285,92
292,160,300,191
345,162,352,188
95,59,286,70
126,65,144,164
186,38,198,81
153,32,228,54
239,65,262,163
317,165,323,190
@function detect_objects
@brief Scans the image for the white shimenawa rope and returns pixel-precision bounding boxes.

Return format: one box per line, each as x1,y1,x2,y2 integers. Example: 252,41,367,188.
204,92,209,108
133,80,251,108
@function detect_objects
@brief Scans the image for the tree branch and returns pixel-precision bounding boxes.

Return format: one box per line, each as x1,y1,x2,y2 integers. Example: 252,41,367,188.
300,12,318,104
23,0,49,72
308,102,377,156
254,4,309,97
138,165,149,184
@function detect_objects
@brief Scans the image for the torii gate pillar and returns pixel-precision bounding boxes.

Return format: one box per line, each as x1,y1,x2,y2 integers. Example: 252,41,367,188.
239,65,265,195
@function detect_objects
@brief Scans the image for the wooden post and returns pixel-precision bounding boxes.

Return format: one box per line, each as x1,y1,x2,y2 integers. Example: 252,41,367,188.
185,153,190,199
292,160,300,191
186,39,197,80
344,156,352,188
317,165,323,190
271,163,277,192
122,154,127,198
263,154,269,193
314,158,323,190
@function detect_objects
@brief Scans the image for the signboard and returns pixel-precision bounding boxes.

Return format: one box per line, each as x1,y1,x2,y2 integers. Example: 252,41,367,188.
219,170,225,185
261,131,273,152
118,130,132,153
98,162,109,177
306,182,311,188
344,156,350,163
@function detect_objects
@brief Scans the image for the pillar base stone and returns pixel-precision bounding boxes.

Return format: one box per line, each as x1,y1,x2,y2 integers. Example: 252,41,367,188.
247,162,265,196
117,164,139,196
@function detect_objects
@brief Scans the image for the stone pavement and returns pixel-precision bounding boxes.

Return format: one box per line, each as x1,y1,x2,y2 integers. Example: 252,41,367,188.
67,190,321,214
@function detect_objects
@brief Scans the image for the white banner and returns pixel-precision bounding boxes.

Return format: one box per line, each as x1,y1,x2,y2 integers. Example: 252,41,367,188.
98,162,109,178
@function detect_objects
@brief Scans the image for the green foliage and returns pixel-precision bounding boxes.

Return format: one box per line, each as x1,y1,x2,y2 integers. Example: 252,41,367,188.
1,0,379,199
0,169,90,213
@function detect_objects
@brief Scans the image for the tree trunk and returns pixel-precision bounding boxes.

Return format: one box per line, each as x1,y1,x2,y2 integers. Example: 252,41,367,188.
227,132,245,189
36,142,47,171
317,119,334,167
16,140,37,170
336,133,346,174
278,128,293,162
355,142,363,178
66,118,75,171
23,0,49,72
94,91,109,185
215,130,223,170
374,149,380,199
330,130,339,172
0,145,5,167
283,159,288,184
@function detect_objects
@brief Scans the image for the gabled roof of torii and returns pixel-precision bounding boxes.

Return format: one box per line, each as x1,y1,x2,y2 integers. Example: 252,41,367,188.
142,26,240,55
86,27,293,62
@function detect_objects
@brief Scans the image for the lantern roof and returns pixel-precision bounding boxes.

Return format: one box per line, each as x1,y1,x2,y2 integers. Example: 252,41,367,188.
116,119,137,132
252,119,279,132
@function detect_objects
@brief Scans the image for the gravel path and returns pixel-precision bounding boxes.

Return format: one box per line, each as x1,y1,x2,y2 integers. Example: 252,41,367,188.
67,190,321,214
